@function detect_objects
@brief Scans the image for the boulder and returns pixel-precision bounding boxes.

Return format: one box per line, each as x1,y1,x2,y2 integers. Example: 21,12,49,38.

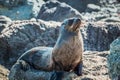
1,51,111,80
86,4,101,12
37,0,82,22
0,65,9,80
0,0,27,7
0,19,60,69
0,0,45,20
107,37,120,80
57,0,100,12
82,22,120,51
9,60,77,80
0,16,12,34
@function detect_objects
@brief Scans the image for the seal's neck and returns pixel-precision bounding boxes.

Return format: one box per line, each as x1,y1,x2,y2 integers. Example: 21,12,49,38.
53,30,81,50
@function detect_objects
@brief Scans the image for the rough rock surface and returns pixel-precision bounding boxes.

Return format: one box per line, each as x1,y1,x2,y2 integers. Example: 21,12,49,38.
0,65,9,80
0,19,60,69
37,0,82,22
82,0,120,22
0,16,12,34
107,37,120,80
0,51,110,80
57,0,100,12
0,0,27,7
9,61,77,80
82,22,120,51
0,0,45,20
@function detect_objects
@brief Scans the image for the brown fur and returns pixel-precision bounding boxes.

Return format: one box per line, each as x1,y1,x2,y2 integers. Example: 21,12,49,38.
52,18,83,72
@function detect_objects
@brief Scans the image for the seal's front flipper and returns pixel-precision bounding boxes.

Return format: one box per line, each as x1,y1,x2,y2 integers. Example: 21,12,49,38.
74,61,83,76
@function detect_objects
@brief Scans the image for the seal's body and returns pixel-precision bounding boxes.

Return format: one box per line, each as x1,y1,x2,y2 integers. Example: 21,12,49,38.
12,18,83,78
52,18,83,72
18,47,54,71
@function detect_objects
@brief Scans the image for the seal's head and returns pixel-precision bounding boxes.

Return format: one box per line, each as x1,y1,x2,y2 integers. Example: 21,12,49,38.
61,18,81,33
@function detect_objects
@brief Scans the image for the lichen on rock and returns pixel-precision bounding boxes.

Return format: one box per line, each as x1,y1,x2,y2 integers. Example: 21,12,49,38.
107,37,120,80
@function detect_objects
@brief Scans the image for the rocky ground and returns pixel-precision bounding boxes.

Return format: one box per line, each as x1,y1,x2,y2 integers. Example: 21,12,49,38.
0,51,110,80
0,0,120,80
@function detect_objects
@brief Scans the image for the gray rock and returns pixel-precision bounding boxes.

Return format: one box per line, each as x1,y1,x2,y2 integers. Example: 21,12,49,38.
0,15,12,24
0,19,60,69
57,0,100,12
86,4,101,12
37,0,83,22
0,0,27,7
101,17,120,22
0,0,45,20
118,0,120,2
0,65,9,80
107,37,120,80
9,58,77,80
81,22,120,51
0,16,12,34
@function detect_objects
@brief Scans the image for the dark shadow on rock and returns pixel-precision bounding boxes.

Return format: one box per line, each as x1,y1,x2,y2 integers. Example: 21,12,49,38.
81,77,93,80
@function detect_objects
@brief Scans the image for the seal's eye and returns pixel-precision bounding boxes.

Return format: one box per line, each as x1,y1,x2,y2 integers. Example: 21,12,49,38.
68,19,74,26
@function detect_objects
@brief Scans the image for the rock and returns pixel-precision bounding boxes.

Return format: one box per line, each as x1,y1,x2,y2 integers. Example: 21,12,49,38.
0,15,12,24
101,17,120,22
0,65,9,80
107,37,120,80
0,0,27,7
81,51,110,80
0,16,12,34
1,51,110,80
37,0,83,22
57,0,100,12
100,0,118,5
82,6,120,22
0,19,60,69
9,61,77,80
82,22,120,51
86,4,101,12
0,0,45,20
118,0,120,2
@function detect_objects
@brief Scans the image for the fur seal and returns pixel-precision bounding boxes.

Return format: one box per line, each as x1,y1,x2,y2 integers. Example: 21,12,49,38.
10,18,83,79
